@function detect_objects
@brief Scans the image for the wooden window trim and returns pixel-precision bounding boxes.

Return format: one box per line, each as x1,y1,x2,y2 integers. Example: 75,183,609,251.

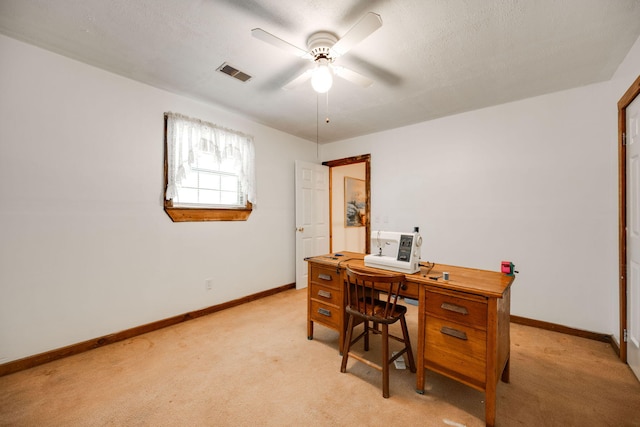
163,114,253,222
164,201,252,222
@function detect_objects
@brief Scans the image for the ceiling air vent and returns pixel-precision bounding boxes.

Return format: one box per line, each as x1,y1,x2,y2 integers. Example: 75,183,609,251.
217,63,252,82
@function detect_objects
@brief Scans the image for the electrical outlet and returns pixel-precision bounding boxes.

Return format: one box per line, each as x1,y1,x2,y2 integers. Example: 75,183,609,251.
205,279,213,290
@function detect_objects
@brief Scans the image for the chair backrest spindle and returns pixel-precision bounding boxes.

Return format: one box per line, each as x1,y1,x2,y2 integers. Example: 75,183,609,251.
345,267,406,321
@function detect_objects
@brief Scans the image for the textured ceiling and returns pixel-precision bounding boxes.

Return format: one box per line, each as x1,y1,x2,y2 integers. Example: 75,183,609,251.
1,0,640,143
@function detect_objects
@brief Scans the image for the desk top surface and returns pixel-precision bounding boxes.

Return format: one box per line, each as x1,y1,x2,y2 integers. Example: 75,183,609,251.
306,251,514,299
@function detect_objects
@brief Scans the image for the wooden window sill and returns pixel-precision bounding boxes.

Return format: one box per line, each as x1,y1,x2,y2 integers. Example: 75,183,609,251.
164,202,252,222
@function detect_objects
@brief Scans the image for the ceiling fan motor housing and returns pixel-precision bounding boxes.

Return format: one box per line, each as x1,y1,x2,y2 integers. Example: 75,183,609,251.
307,31,338,61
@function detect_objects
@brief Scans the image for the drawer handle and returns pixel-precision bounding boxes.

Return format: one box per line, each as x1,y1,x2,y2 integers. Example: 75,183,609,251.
318,290,332,299
318,273,332,281
318,308,332,317
441,302,468,315
440,326,468,340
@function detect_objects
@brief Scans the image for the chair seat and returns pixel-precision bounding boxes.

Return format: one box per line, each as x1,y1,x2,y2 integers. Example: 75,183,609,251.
346,298,407,323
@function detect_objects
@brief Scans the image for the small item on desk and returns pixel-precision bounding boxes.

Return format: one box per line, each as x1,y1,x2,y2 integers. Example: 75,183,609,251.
420,261,435,276
334,253,343,256
501,261,518,276
429,275,441,281
443,272,449,281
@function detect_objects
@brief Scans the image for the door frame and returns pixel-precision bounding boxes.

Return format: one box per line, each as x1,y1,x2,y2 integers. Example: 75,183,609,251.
322,154,371,254
618,74,640,363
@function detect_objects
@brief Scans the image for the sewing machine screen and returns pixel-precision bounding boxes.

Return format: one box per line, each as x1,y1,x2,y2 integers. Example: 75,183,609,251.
397,234,414,262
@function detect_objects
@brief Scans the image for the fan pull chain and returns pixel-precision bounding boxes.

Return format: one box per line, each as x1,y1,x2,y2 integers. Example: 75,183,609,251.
325,91,330,124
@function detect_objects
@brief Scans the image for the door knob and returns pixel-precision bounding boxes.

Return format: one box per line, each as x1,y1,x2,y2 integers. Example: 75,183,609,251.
296,227,304,232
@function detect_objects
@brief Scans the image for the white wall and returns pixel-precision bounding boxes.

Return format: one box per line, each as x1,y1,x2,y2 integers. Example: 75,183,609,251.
322,35,640,338
331,163,366,253
0,34,318,363
1,31,638,364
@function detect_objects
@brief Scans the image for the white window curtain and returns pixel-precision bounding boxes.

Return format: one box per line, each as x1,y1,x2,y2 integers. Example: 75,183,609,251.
165,112,256,206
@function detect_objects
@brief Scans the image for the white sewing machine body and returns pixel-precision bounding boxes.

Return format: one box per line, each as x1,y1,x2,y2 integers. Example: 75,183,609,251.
364,229,422,274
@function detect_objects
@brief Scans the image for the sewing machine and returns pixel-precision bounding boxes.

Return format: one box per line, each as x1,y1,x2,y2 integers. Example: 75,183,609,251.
364,228,422,274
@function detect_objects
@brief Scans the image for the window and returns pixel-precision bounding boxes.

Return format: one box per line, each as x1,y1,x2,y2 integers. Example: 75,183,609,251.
178,169,244,207
164,112,255,222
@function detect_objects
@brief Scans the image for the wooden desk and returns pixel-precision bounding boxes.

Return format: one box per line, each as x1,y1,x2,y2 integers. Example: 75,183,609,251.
306,251,514,427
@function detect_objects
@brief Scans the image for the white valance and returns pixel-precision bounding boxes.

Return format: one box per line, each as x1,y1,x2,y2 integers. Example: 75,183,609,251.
165,112,256,206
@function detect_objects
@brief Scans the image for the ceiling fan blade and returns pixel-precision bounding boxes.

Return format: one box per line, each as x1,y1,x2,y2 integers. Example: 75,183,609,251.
282,68,314,90
331,12,382,57
333,65,373,88
251,28,310,59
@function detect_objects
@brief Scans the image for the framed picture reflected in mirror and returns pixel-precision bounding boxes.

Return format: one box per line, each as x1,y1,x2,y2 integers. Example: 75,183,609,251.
345,177,366,227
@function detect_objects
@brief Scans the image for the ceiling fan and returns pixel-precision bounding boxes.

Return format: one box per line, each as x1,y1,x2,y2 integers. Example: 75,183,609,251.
251,12,383,93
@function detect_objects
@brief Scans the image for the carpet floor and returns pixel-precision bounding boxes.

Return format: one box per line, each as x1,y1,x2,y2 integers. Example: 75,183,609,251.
1,288,639,426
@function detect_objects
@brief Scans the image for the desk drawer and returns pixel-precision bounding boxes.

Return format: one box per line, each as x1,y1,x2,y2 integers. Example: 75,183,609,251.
425,315,487,386
425,289,487,330
310,264,341,290
401,280,420,300
310,300,341,330
310,282,342,306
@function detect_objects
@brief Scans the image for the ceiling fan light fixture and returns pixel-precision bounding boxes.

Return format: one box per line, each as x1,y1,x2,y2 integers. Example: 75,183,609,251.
311,59,333,93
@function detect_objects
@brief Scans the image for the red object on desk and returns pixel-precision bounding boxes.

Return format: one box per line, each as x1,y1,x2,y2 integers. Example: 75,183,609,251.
501,261,513,275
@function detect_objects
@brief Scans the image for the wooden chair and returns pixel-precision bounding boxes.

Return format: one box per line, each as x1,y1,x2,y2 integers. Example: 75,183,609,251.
340,267,416,398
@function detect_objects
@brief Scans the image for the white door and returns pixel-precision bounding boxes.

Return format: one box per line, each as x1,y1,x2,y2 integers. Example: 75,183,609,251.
627,94,640,381
295,161,330,289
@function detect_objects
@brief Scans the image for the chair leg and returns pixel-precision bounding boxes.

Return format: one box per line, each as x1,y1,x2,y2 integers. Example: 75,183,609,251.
399,315,416,373
364,320,369,351
341,314,355,373
381,323,390,398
